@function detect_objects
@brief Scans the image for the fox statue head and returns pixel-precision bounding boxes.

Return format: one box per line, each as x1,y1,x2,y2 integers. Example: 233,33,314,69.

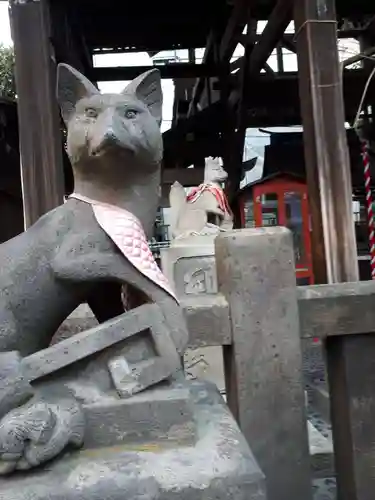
204,157,227,184
57,64,163,176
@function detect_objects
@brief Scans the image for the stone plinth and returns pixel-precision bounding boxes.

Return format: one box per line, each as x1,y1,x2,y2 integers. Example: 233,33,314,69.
0,381,266,500
160,238,225,393
160,236,218,298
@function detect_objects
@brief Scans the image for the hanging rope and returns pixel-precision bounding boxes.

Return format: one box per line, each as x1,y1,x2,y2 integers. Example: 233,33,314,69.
351,62,375,277
361,138,375,278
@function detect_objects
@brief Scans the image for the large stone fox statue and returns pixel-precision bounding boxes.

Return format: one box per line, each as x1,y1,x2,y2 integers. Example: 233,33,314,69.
0,64,187,474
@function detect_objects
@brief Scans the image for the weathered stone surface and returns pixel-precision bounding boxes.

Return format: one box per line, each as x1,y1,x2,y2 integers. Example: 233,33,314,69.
215,228,312,500
161,241,228,390
298,280,375,338
0,352,33,420
0,64,189,473
184,346,225,393
83,383,195,448
307,421,334,479
309,382,330,422
23,303,179,381
161,239,218,298
181,294,231,348
327,333,375,500
0,381,266,500
52,305,98,344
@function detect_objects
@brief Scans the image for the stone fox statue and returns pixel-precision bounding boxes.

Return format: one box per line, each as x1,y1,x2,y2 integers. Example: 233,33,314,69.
169,157,233,239
0,64,186,473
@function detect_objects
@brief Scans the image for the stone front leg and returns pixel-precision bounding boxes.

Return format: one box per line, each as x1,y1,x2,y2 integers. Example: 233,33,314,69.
0,391,84,475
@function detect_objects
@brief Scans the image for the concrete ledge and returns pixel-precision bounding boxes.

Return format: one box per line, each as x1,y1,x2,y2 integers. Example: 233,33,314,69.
83,384,195,449
54,296,232,350
181,294,231,348
308,421,334,479
309,382,330,423
0,381,266,500
298,281,375,338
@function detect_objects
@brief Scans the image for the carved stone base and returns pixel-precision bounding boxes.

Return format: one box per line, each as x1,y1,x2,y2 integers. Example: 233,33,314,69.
83,380,195,449
0,381,266,500
160,239,217,297
160,241,226,392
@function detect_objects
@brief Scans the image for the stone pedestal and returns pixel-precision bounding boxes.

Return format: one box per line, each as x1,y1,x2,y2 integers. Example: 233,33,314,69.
0,381,266,500
161,236,218,297
160,237,225,392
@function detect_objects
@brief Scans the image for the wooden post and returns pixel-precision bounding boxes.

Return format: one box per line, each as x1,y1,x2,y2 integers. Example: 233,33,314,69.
294,0,358,284
9,0,65,228
293,2,375,498
215,227,312,500
326,333,375,500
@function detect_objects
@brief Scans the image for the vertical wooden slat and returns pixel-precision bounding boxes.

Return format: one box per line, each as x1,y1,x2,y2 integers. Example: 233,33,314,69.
294,0,358,284
10,0,65,228
327,334,375,500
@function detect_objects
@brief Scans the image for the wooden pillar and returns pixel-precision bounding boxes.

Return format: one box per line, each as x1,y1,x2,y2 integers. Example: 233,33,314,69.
9,0,65,228
320,31,375,500
223,17,257,222
294,3,375,499
276,43,284,73
294,0,358,284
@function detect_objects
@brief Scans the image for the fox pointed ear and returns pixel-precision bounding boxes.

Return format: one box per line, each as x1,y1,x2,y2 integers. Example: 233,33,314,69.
57,64,99,125
123,69,162,126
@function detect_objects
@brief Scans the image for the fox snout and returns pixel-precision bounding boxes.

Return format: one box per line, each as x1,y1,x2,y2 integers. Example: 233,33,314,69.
88,112,135,158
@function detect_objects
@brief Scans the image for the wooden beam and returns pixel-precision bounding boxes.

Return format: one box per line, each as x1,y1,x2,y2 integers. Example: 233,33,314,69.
9,0,65,227
276,44,284,72
247,0,293,76
86,27,363,57
219,0,248,63
294,0,358,284
295,3,362,499
226,15,256,206
263,62,275,75
163,70,375,168
92,63,224,82
230,0,293,104
281,35,297,53
187,31,216,117
179,70,375,124
341,45,375,68
161,168,204,186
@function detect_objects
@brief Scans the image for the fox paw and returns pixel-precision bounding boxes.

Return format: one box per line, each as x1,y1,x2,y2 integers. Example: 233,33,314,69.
0,395,85,474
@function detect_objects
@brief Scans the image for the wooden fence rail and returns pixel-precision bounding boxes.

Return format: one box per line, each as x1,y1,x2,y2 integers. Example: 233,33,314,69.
179,227,375,500
182,279,375,345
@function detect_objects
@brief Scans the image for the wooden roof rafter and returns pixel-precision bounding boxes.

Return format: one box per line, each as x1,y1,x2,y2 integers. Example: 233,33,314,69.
219,0,250,63
92,63,225,81
187,0,253,118
230,0,293,103
187,31,216,117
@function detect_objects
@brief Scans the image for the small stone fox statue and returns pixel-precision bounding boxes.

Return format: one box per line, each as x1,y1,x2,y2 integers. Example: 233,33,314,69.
0,64,186,473
169,157,233,240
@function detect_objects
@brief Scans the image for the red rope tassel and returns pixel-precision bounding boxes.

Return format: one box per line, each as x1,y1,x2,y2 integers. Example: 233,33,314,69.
361,139,375,279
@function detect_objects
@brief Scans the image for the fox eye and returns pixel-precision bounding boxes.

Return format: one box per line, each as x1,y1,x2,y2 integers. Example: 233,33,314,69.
85,108,98,119
125,109,138,119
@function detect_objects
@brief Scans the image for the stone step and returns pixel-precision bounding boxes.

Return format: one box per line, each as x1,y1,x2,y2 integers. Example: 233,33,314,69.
309,382,331,423
307,420,334,479
312,478,336,500
184,346,225,393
